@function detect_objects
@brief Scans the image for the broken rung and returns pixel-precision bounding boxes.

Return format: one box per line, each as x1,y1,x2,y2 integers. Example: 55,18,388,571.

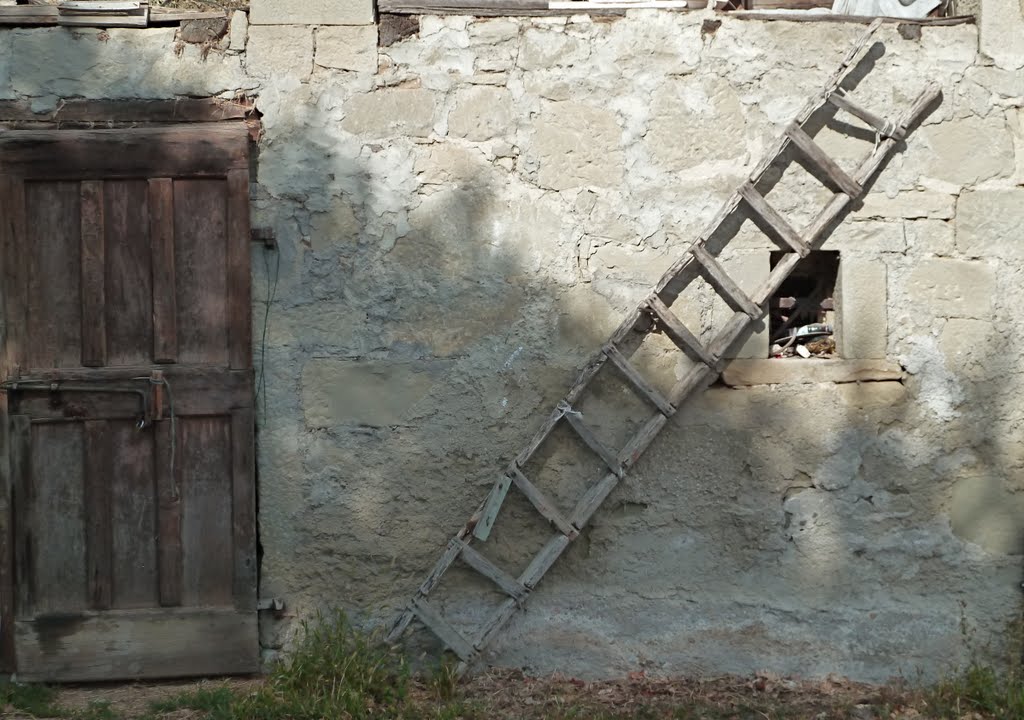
644,294,719,369
738,183,809,258
458,541,528,601
562,407,623,477
785,123,862,198
603,344,675,417
510,468,578,538
412,598,475,660
690,245,762,319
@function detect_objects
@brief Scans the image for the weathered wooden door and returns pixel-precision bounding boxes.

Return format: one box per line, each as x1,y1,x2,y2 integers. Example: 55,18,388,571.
0,124,258,681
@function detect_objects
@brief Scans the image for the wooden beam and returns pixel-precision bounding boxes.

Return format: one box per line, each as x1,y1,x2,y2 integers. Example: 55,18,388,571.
231,408,256,612
83,420,112,610
15,608,258,682
80,181,106,367
149,178,177,364
0,125,250,179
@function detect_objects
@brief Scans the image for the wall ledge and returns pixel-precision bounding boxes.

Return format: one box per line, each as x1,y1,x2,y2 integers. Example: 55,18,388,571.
720,358,904,386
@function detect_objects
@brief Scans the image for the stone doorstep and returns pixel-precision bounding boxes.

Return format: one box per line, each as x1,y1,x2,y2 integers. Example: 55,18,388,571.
720,358,905,386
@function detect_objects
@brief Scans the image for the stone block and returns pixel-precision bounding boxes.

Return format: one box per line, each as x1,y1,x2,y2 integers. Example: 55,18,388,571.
904,219,954,255
939,318,997,381
10,27,250,99
980,0,1024,70
228,10,248,53
518,28,589,71
852,191,955,221
531,102,623,191
720,359,904,386
246,26,313,80
836,257,887,359
302,359,438,428
414,143,490,185
915,115,1014,186
250,0,374,26
447,86,514,141
316,26,377,72
906,257,995,319
342,88,436,138
710,251,769,359
645,76,746,172
950,475,1024,555
956,187,1024,259
821,220,906,254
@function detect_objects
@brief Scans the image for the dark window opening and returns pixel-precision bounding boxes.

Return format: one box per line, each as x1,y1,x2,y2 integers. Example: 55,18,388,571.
769,250,839,359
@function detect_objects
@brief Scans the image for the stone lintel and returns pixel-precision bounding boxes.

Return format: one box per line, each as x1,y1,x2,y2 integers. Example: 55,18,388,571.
720,359,905,387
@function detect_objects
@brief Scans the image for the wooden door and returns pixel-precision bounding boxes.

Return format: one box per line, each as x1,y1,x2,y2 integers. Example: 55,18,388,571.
0,124,258,681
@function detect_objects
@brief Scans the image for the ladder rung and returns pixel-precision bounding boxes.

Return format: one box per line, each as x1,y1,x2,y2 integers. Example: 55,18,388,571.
785,123,862,198
562,409,623,477
519,533,571,588
412,598,475,660
458,542,528,601
509,468,578,538
690,245,762,320
645,295,719,368
472,475,512,542
827,92,904,140
417,538,463,597
603,344,674,417
738,183,809,258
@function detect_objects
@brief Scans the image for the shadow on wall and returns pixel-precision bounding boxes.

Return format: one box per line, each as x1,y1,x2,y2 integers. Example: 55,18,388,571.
11,19,1018,683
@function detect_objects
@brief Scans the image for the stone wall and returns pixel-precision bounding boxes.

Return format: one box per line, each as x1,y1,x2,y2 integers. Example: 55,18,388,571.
3,0,1024,683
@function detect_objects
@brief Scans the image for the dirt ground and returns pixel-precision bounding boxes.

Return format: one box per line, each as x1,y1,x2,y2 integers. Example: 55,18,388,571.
0,670,974,720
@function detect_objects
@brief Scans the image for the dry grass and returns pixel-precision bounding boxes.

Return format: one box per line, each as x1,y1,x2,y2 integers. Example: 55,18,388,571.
0,669,1012,720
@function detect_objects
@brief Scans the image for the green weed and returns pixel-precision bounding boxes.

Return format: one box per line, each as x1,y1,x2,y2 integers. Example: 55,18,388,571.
0,680,62,717
145,686,235,720
231,609,411,720
927,663,1024,719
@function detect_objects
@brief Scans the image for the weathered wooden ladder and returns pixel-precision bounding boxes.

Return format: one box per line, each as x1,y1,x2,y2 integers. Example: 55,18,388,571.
388,19,941,673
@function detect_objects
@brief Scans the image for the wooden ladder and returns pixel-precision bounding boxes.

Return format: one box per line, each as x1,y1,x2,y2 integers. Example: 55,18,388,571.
387,19,941,673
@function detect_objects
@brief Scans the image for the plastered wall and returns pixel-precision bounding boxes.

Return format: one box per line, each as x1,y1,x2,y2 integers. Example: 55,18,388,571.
3,0,1024,682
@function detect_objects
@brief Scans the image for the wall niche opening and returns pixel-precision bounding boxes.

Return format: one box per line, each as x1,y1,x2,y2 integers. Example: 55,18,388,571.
768,250,839,359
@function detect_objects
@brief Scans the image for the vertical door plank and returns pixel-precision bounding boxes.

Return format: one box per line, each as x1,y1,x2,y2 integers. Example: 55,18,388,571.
80,181,106,367
226,170,252,371
174,180,228,365
104,180,153,366
231,408,256,611
156,418,181,607
25,182,81,369
0,176,27,378
83,420,112,610
10,415,31,619
179,417,233,607
28,423,87,616
0,400,14,671
149,178,178,364
110,421,158,609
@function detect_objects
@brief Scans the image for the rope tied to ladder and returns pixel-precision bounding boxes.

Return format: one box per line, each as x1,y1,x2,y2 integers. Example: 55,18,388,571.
556,400,583,419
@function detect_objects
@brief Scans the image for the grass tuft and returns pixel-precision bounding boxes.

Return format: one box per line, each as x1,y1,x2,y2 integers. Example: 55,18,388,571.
1,680,63,717
926,663,1024,719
